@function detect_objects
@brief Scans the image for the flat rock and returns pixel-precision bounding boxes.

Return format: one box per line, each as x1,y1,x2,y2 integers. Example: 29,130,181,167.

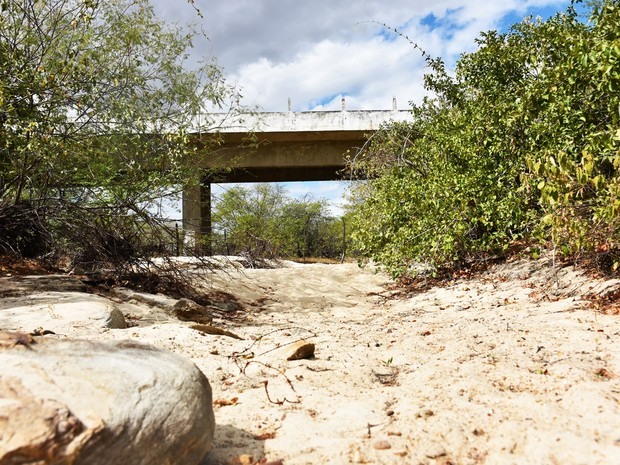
0,275,88,297
174,298,213,324
111,287,178,309
0,333,215,465
0,291,126,333
284,340,316,361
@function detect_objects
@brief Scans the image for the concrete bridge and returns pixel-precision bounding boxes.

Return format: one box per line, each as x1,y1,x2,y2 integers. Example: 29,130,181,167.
182,108,413,245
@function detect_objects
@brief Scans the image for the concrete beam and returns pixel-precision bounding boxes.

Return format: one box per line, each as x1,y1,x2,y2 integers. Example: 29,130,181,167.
199,136,363,171
193,109,412,134
210,166,344,183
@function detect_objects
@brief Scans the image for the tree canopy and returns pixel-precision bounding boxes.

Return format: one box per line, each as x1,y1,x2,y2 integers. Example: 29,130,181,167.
212,184,347,261
0,0,238,268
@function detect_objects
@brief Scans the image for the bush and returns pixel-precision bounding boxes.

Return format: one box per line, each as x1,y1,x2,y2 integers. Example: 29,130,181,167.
0,0,238,274
348,1,620,277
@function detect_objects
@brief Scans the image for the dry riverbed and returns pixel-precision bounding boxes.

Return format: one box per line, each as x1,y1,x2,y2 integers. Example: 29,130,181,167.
2,256,620,464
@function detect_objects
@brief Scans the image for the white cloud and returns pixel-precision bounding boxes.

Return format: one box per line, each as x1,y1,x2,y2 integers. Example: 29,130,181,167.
233,36,426,111
153,0,569,111
193,0,569,111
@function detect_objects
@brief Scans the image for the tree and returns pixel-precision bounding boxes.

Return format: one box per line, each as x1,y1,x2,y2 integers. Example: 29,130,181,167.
280,196,342,259
348,26,538,276
0,0,238,270
519,0,620,260
212,184,288,259
347,0,620,277
212,184,347,260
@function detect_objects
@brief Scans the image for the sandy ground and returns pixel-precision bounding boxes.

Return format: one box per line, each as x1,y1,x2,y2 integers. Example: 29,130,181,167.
3,256,620,464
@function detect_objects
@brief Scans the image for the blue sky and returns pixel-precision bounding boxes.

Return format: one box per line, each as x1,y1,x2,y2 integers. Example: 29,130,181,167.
151,0,574,219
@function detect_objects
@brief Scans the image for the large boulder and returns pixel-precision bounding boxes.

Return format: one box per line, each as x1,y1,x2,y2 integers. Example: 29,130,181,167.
0,332,215,465
0,274,128,334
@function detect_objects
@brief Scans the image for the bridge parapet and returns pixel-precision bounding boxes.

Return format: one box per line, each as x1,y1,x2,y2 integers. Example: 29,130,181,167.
192,109,413,134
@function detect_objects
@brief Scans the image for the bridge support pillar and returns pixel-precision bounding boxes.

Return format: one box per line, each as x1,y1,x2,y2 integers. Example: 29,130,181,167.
182,174,212,255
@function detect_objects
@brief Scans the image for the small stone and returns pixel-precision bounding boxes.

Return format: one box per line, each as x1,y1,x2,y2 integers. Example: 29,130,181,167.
595,368,615,380
230,454,253,465
213,301,241,313
174,298,212,325
373,440,391,450
173,298,196,310
286,340,315,361
417,409,434,418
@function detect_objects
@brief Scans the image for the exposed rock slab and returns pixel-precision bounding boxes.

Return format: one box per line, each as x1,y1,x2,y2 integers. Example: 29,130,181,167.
111,287,179,309
0,291,126,333
0,275,88,298
0,333,215,465
112,288,240,321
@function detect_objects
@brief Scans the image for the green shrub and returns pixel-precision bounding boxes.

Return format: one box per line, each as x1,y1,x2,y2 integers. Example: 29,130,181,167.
349,1,620,277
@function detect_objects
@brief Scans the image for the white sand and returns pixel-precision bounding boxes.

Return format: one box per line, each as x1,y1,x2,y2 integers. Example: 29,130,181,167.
3,256,620,464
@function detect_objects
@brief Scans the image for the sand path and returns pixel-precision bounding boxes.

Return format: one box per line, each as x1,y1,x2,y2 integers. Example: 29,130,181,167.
134,259,620,464
3,257,620,464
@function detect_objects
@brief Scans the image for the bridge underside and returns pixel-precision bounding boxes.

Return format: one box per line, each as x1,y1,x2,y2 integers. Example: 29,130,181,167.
182,130,364,252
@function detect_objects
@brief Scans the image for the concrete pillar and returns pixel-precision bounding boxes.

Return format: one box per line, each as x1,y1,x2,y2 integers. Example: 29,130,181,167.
182,173,212,255
199,178,212,255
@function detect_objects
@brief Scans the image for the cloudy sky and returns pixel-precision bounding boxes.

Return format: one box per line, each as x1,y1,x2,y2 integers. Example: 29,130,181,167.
152,0,574,217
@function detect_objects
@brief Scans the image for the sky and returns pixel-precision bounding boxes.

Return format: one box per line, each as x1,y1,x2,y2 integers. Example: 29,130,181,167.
151,0,574,218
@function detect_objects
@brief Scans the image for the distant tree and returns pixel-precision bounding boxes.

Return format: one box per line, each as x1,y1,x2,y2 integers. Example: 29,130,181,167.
212,184,347,260
213,184,288,258
280,196,341,258
0,0,239,270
